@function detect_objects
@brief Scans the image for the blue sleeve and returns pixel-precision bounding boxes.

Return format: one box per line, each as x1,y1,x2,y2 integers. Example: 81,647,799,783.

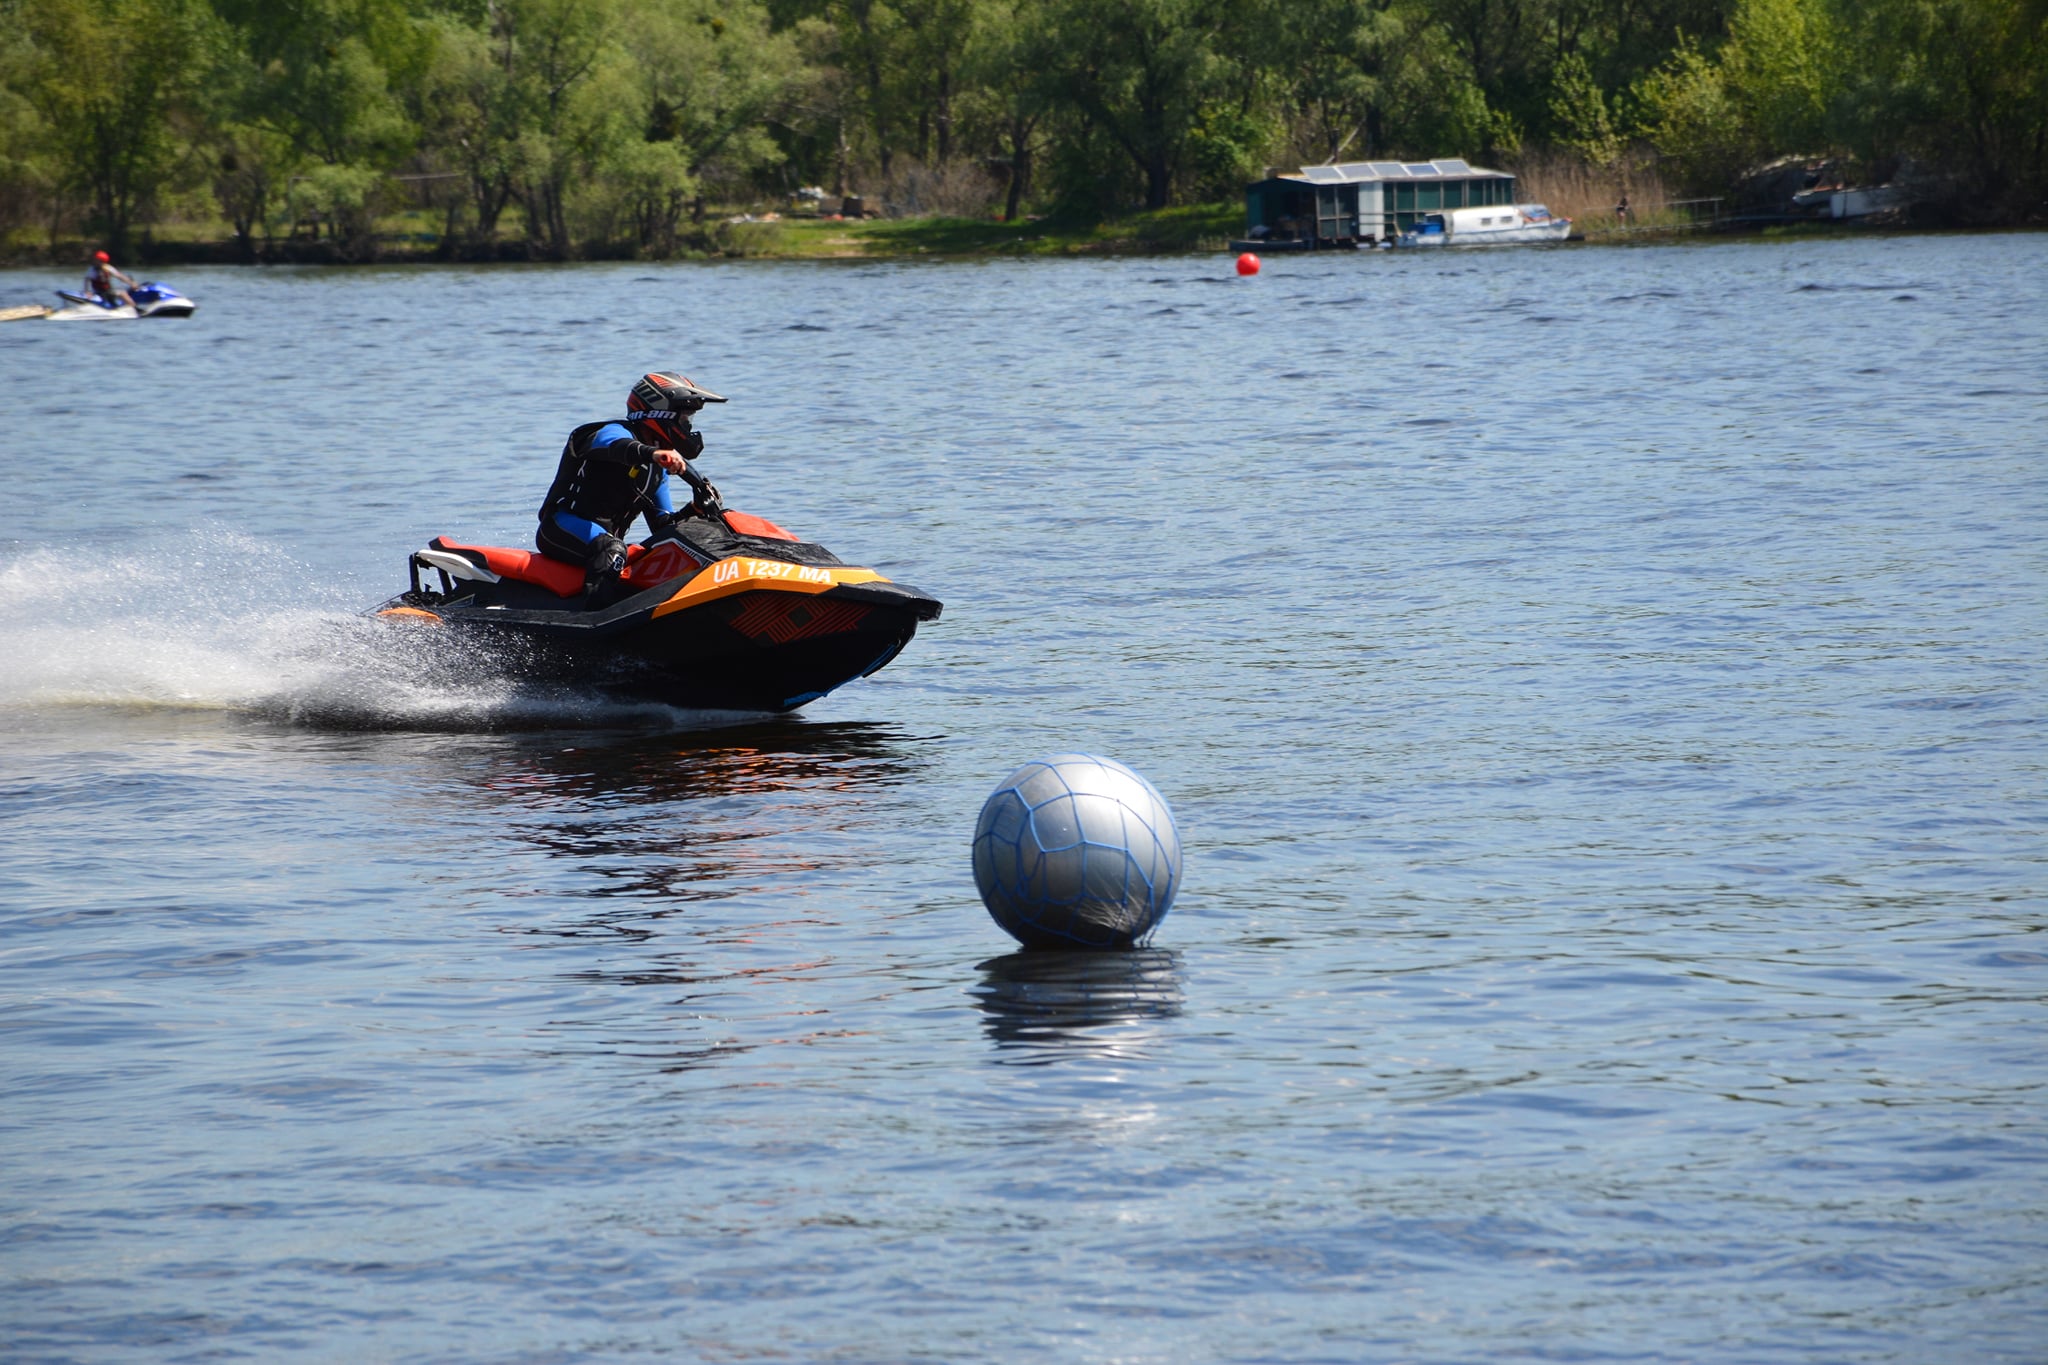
576,423,644,467
551,510,607,545
595,422,674,515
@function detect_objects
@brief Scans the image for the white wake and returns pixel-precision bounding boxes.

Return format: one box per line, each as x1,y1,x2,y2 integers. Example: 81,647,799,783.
0,533,750,731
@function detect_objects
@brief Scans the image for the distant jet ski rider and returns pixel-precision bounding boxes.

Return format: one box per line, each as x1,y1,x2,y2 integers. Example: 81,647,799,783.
86,250,136,309
536,371,726,594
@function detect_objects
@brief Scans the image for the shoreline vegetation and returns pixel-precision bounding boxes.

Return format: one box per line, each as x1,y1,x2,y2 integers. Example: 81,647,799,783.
3,0,2041,272
0,205,1985,272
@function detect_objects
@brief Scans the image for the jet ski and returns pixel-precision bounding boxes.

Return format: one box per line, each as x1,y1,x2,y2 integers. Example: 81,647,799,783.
51,280,197,319
372,469,942,713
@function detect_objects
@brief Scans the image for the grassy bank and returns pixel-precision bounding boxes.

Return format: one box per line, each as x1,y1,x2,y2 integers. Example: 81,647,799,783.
1,204,1245,269
749,204,1241,258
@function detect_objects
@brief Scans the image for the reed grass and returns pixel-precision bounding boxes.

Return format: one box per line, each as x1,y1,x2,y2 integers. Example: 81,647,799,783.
1509,153,1707,234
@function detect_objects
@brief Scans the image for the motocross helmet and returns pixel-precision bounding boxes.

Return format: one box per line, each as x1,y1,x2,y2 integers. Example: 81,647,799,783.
93,251,109,263
627,371,725,449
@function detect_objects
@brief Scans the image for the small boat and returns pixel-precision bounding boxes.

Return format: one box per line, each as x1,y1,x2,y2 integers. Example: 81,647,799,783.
372,478,942,713
1399,204,1572,247
50,281,198,319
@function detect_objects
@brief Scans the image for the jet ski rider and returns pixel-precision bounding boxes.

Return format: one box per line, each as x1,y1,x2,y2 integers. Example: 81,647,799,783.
86,250,137,309
536,371,726,594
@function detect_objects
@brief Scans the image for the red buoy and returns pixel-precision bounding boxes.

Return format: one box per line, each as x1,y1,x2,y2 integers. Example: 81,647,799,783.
1235,252,1261,277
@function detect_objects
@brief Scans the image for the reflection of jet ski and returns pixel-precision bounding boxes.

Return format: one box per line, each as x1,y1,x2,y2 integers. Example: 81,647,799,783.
373,471,942,713
51,281,197,319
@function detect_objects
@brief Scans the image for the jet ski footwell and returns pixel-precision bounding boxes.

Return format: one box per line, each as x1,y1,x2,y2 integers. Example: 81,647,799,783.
374,519,942,712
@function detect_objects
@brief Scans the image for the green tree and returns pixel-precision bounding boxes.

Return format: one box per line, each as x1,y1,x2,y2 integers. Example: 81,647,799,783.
15,0,213,253
628,0,799,196
512,0,624,256
1548,49,1620,163
825,0,906,180
0,11,55,242
207,0,432,252
960,0,1057,217
1630,36,1747,190
1721,0,1836,154
1417,0,1550,136
1270,0,1404,163
528,0,804,254
1042,0,1229,209
1376,17,1517,160
211,0,424,167
1839,0,2048,215
419,8,532,249
206,120,296,255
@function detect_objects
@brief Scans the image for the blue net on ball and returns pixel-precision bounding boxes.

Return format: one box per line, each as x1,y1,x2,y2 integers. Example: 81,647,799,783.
972,754,1181,949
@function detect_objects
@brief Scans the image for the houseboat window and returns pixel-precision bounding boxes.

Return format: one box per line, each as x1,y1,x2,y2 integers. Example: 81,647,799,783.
1394,183,1414,211
1444,182,1465,208
1418,184,1440,210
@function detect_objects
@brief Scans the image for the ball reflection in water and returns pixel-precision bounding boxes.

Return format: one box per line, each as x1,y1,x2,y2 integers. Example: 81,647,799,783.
971,753,1181,949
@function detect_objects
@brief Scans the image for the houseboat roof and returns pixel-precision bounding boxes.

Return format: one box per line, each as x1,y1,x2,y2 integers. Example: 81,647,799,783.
1268,159,1513,186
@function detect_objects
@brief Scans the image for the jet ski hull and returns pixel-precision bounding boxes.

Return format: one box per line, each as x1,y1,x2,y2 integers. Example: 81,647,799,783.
55,284,197,318
375,530,942,713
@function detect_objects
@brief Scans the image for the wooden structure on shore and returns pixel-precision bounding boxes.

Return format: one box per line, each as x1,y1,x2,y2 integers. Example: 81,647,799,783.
1235,160,1519,250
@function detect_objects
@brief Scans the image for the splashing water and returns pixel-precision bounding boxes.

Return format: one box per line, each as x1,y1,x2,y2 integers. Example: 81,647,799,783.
0,532,757,731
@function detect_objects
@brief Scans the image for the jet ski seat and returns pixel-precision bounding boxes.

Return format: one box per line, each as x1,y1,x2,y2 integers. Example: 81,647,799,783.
411,512,810,601
415,537,627,598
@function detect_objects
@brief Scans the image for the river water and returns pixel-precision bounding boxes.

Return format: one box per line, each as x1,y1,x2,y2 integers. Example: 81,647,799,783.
2,233,2044,1362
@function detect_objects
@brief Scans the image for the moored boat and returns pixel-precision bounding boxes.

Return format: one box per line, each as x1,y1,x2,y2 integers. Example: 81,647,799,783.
1398,204,1572,247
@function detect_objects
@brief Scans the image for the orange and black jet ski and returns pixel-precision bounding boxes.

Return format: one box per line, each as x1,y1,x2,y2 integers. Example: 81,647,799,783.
374,480,941,713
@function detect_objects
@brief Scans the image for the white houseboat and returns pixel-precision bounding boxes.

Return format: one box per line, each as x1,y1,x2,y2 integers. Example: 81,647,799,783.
1233,159,1526,250
1397,203,1572,247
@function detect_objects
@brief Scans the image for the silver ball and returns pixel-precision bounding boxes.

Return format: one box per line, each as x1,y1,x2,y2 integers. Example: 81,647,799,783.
972,754,1182,949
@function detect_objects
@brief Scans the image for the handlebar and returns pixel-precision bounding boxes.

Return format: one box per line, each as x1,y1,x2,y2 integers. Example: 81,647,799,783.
677,462,723,508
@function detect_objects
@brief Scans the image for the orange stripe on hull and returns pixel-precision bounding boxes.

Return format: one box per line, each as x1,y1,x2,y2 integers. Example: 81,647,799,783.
652,558,885,619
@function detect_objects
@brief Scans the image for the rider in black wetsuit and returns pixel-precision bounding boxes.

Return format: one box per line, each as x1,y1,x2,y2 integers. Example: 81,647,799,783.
537,371,726,594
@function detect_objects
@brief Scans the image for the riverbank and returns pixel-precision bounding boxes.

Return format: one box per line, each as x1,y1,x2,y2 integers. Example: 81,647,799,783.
6,200,2013,271
0,204,1244,268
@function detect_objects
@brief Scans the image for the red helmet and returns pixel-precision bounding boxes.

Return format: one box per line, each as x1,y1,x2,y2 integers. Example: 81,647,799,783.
93,250,110,262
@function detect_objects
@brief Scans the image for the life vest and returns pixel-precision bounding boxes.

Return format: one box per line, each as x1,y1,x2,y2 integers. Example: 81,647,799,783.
537,421,665,537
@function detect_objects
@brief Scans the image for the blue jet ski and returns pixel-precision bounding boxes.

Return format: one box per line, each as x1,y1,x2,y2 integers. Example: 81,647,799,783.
53,280,197,319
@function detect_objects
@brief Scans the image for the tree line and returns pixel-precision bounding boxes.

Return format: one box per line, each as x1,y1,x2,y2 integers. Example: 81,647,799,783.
1,0,2041,260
